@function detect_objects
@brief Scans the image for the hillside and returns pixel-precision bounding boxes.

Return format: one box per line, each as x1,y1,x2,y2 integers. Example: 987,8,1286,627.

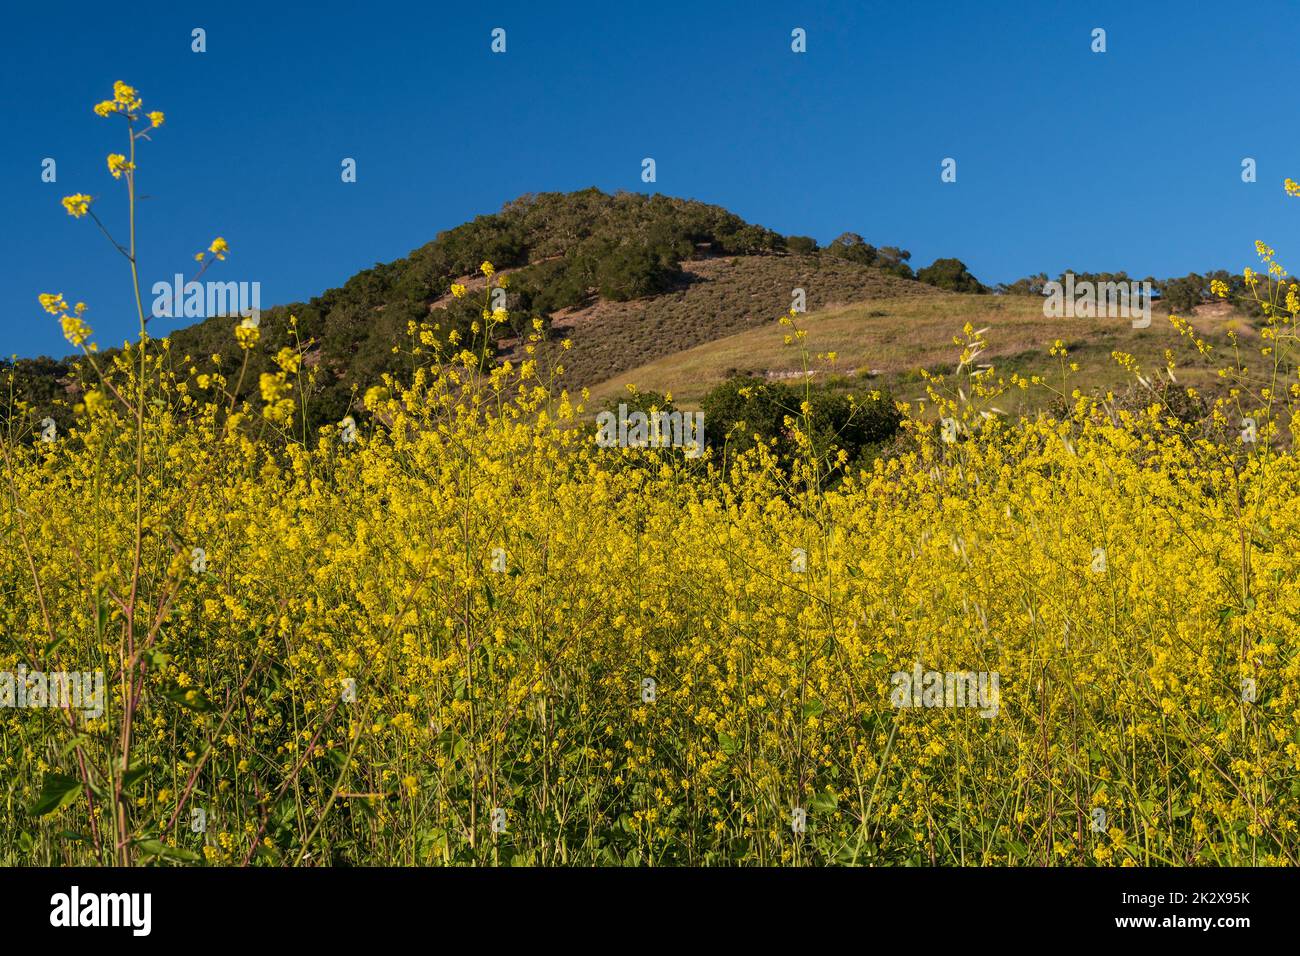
5,189,929,429
4,188,1257,432
585,294,1252,416
523,253,936,388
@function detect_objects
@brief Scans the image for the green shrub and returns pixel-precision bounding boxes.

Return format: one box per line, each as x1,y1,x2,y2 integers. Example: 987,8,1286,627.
917,257,986,293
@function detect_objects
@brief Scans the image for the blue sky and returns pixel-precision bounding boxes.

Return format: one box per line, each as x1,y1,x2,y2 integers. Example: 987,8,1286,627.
2,0,1296,358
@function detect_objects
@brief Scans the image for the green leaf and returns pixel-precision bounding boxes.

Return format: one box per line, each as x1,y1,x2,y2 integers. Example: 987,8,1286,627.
43,631,71,657
58,735,93,758
802,699,825,718
718,732,737,755
121,763,150,792
142,646,172,670
810,790,839,813
29,773,82,817
135,839,201,863
159,685,214,712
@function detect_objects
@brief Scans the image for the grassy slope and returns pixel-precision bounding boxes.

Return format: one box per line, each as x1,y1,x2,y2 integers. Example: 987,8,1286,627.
584,293,1261,413
524,254,938,389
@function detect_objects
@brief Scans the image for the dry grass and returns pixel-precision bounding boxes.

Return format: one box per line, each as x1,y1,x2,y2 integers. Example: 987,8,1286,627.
586,294,1260,413
523,254,936,389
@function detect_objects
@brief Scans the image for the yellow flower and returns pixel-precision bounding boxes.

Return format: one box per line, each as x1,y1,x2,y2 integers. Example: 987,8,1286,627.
480,261,495,277
148,111,165,128
61,194,92,218
59,312,94,348
275,347,302,375
209,237,229,260
106,154,134,179
113,80,139,107
450,283,467,298
259,372,291,403
38,293,67,315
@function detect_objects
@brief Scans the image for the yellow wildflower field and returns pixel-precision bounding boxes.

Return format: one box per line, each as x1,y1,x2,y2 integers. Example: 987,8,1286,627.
3,84,1297,867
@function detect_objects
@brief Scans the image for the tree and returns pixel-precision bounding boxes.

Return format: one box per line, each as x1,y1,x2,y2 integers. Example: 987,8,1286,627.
826,232,877,266
874,246,914,279
701,376,797,465
917,258,986,293
1159,273,1205,313
595,243,682,301
997,272,1049,295
700,376,901,472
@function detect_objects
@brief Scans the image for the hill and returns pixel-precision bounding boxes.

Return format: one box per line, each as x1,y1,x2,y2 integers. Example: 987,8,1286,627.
6,189,930,429
3,188,1258,432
